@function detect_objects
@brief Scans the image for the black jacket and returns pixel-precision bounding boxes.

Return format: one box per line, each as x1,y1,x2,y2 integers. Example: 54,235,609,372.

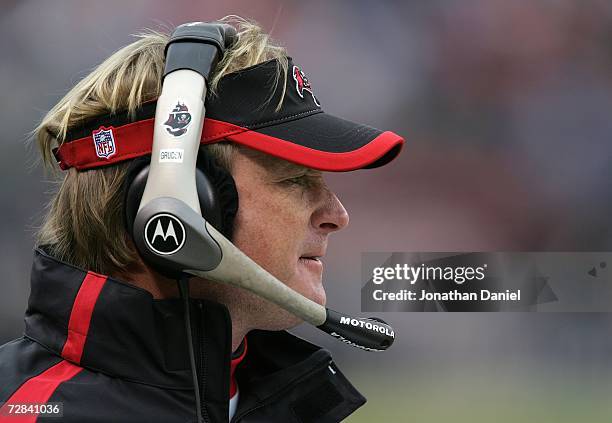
0,249,365,422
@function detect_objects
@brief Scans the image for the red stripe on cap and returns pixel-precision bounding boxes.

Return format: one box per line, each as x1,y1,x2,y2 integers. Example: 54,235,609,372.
54,119,154,170
229,337,247,398
60,272,107,364
0,360,82,422
53,116,403,172
54,118,245,170
226,130,405,172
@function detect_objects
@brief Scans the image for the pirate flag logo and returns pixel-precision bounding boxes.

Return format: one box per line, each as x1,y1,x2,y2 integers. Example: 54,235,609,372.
292,65,320,107
164,102,192,137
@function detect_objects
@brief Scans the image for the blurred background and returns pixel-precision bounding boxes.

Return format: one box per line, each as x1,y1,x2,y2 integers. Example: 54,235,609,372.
2,0,612,421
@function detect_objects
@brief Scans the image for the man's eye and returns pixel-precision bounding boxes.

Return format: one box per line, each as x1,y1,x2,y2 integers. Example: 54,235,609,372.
278,172,323,190
283,177,308,186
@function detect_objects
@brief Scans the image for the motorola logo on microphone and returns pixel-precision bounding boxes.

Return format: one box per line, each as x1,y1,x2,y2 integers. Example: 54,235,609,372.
144,213,186,255
339,316,395,338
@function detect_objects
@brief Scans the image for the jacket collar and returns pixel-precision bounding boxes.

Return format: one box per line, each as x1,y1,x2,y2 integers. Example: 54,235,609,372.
26,248,229,389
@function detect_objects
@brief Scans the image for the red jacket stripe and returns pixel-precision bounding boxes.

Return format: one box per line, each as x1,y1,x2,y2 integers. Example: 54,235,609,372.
0,360,82,422
60,272,107,364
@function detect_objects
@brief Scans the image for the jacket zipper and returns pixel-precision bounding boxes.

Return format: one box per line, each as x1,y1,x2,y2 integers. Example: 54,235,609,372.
196,301,211,423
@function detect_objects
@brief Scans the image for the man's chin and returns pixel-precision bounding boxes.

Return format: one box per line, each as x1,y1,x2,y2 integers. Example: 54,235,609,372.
289,274,326,306
309,286,327,307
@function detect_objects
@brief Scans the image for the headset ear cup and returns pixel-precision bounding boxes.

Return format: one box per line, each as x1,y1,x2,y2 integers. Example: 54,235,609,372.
123,151,239,242
196,150,239,240
123,156,152,238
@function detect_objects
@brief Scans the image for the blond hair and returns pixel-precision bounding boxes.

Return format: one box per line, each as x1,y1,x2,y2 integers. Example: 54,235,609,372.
35,16,288,275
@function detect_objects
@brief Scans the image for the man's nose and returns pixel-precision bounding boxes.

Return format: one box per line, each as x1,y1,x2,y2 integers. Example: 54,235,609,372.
311,191,350,234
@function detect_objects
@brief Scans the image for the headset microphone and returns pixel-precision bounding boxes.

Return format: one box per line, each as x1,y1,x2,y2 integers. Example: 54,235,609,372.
132,22,395,352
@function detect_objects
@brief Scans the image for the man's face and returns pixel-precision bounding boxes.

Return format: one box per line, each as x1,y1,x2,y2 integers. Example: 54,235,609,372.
229,148,349,328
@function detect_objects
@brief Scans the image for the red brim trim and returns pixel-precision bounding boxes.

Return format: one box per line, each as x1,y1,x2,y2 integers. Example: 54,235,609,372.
225,130,404,172
54,118,404,171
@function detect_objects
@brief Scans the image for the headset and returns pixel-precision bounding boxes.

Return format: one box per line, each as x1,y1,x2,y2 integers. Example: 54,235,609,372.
125,22,395,354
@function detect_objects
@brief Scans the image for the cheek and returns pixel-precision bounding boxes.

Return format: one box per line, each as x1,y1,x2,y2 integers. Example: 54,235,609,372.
231,185,304,282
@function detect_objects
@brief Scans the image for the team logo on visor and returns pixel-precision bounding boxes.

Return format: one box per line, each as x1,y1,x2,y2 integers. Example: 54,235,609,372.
144,214,186,255
292,65,320,107
164,102,192,137
92,127,116,159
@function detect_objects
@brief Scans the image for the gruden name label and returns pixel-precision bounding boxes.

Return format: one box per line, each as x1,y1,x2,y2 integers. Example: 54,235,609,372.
159,148,184,163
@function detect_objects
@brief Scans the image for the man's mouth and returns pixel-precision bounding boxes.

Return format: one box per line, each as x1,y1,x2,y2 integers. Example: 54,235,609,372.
299,247,326,271
299,256,322,262
298,255,324,273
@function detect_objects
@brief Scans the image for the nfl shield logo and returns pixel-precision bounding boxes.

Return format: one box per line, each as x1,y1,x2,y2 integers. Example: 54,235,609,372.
92,128,116,159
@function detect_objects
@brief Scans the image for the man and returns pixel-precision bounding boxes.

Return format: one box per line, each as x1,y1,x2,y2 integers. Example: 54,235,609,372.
0,17,403,422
